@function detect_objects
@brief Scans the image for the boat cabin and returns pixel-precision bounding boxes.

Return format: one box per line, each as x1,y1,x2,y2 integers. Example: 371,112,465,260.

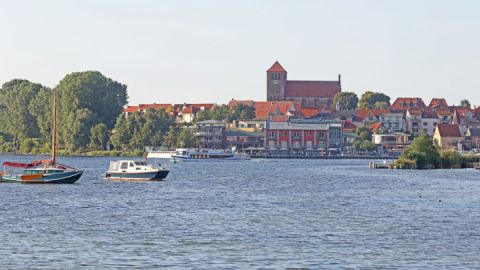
108,160,157,173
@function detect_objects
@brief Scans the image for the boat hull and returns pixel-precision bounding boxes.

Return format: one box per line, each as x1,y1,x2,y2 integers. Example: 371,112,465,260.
2,171,83,184
105,170,169,181
172,156,250,162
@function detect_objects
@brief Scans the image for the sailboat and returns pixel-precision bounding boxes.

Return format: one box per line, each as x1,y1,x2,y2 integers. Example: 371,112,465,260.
2,92,83,184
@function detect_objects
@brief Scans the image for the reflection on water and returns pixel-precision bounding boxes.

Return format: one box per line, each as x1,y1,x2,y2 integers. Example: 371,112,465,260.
1,155,480,269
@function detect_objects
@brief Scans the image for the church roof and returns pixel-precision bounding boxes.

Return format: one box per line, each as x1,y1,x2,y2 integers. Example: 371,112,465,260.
285,81,340,98
267,61,286,72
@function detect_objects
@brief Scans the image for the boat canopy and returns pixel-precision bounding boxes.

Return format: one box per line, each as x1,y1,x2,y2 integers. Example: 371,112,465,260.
2,159,53,168
2,162,34,168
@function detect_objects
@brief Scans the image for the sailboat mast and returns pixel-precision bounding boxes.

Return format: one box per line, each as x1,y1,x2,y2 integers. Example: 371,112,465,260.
52,91,57,165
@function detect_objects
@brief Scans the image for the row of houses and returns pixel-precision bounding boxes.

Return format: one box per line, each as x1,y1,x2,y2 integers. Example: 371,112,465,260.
124,97,480,155
124,103,215,123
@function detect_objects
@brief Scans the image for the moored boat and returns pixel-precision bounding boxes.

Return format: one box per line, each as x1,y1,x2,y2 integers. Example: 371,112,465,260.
146,150,176,159
171,148,250,162
2,161,83,184
105,160,169,180
1,91,83,184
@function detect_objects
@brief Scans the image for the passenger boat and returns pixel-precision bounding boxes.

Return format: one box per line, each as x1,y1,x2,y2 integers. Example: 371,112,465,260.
1,92,83,184
105,160,169,180
171,148,250,162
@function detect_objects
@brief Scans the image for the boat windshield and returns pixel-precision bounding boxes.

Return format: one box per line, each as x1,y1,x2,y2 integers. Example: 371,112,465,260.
134,161,148,166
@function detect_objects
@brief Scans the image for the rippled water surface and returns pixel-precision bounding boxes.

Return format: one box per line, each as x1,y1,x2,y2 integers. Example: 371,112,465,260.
1,155,480,269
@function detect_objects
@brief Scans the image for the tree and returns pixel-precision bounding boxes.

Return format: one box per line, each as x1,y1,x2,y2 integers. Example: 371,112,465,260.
400,132,440,169
89,123,109,150
55,71,128,151
239,105,255,119
176,128,198,148
373,101,389,109
163,126,178,149
110,115,132,151
332,92,358,110
358,91,391,109
460,99,471,109
28,87,53,141
356,126,372,141
0,79,49,149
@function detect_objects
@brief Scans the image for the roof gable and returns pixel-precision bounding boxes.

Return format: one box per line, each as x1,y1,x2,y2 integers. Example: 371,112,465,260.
436,124,462,137
267,61,286,72
391,97,426,111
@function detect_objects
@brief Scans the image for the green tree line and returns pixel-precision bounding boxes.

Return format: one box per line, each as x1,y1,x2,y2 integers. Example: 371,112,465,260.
0,71,128,154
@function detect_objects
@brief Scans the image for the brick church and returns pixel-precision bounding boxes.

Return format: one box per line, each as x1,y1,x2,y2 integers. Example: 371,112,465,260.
266,61,341,108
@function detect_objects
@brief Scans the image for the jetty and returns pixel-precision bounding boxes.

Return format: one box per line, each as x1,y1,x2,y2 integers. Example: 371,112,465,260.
250,154,397,160
368,162,391,169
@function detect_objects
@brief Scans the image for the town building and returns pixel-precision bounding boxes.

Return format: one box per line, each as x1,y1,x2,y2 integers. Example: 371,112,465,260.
372,133,410,152
378,111,405,132
391,97,426,111
420,110,439,136
265,116,343,155
465,128,480,150
266,61,341,108
406,108,422,135
433,124,463,150
177,104,215,123
194,120,226,148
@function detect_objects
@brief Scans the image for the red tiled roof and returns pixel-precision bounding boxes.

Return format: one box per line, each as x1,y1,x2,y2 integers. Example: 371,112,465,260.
391,98,426,111
422,109,438,119
429,98,448,108
255,110,270,120
300,108,322,118
436,124,461,137
343,120,357,131
436,108,452,115
123,106,139,113
370,122,384,133
182,106,193,114
267,61,286,72
139,103,172,111
190,104,215,110
271,115,290,122
355,109,389,121
253,101,300,115
407,108,422,116
285,81,340,98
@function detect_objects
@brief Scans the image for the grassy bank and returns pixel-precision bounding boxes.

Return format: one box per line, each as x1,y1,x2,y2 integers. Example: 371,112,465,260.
0,150,144,158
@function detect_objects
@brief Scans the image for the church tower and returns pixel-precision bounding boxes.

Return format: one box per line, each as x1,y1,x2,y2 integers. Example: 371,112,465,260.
267,61,287,101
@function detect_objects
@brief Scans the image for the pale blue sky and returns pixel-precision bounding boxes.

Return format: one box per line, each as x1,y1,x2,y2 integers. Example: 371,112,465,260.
1,0,479,106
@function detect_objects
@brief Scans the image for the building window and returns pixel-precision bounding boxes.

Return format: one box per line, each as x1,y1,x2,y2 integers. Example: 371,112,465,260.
269,131,275,138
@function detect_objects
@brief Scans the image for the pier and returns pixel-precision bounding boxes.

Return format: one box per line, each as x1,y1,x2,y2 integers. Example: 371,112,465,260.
250,155,397,160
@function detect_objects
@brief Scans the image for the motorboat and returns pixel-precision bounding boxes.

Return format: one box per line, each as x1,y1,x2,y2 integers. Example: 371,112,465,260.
105,160,169,180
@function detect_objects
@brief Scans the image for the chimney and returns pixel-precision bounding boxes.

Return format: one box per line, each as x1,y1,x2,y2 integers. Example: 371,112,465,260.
338,74,342,91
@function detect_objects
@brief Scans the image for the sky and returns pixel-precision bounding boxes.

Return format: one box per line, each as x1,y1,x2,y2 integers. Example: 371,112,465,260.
1,0,479,107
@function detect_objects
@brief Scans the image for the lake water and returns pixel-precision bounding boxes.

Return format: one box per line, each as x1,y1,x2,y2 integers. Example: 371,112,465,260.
1,155,480,269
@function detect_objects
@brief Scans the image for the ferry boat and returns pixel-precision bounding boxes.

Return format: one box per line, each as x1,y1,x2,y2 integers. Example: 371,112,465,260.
105,160,169,180
1,91,83,184
171,148,250,162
